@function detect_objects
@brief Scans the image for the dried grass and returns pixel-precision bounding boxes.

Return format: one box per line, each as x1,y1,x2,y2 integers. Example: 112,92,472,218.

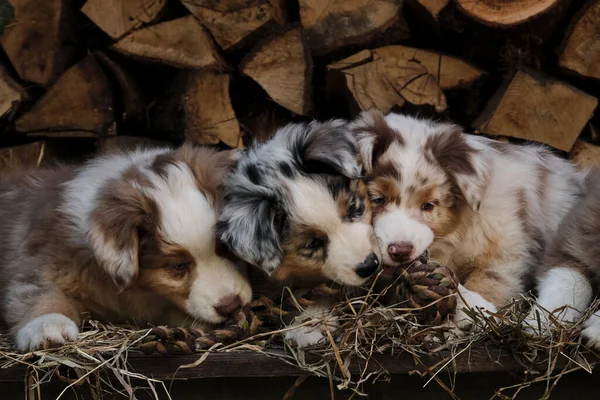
1,279,598,399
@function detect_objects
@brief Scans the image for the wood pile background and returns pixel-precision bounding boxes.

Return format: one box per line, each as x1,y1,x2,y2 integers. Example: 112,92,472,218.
0,0,599,174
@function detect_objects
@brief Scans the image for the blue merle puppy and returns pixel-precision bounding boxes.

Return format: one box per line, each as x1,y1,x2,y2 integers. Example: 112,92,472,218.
217,120,381,347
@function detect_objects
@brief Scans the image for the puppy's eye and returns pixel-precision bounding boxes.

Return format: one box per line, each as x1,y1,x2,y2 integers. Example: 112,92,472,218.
421,201,435,211
371,196,385,205
172,262,189,272
347,198,364,219
305,237,326,250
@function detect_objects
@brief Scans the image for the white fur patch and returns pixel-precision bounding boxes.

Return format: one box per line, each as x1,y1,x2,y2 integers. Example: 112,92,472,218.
186,257,252,324
581,311,600,350
453,285,497,331
374,208,434,265
525,267,593,334
16,314,79,352
284,305,338,349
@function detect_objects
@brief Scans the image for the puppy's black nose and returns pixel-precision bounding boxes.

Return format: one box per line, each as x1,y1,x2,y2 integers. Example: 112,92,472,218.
388,242,414,262
355,253,380,278
214,295,242,318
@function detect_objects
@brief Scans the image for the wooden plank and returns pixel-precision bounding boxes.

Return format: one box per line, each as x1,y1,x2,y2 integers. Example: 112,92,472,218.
0,349,587,382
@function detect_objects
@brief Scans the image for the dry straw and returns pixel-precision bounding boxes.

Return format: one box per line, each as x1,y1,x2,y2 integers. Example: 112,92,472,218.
0,273,598,399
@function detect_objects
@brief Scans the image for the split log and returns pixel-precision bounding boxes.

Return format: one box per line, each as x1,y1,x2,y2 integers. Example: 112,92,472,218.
155,70,242,148
96,136,171,154
0,65,26,120
1,0,82,86
455,0,562,27
81,0,168,40
113,16,226,69
559,0,600,80
473,69,598,152
569,139,600,170
241,28,312,116
95,52,146,124
327,45,484,115
0,141,47,175
298,0,408,54
15,55,115,137
182,0,286,51
181,70,241,148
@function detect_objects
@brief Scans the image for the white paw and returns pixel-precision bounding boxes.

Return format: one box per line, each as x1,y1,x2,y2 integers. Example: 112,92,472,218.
581,314,600,350
15,313,79,352
285,325,329,349
524,305,583,336
452,289,497,331
284,310,338,349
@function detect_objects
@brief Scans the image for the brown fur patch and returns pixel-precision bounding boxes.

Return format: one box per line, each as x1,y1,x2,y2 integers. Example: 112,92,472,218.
425,128,477,176
355,109,403,164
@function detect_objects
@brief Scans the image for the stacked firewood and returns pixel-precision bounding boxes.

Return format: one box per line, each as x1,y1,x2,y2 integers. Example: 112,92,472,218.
0,0,599,173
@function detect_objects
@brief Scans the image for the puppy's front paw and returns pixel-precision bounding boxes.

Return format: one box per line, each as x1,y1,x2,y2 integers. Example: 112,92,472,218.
284,311,338,349
15,313,79,352
452,289,497,331
285,325,329,349
581,314,600,350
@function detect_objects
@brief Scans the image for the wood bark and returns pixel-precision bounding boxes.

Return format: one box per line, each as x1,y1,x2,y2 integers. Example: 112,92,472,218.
455,0,562,27
181,70,242,148
1,0,82,86
298,0,408,55
81,0,167,40
569,139,600,170
112,16,226,69
473,69,598,152
559,0,600,80
0,65,26,120
182,0,286,51
327,45,484,115
15,55,115,137
241,28,312,116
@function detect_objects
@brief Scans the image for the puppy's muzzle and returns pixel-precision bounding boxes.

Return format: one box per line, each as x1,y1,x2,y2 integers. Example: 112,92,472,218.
214,295,243,318
355,253,380,278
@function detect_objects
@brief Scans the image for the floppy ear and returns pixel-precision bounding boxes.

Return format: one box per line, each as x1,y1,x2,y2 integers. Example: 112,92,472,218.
292,120,361,178
216,193,285,274
350,109,398,175
428,128,491,212
88,179,155,288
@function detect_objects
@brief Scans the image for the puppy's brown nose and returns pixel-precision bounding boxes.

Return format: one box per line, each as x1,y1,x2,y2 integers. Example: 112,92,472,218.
388,242,414,262
214,295,242,318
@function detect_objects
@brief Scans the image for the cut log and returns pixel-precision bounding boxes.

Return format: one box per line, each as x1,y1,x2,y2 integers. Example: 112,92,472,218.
182,0,286,51
327,45,484,115
96,136,171,154
559,0,600,80
181,70,241,148
298,0,408,54
15,55,115,136
113,16,226,69
241,28,312,115
473,69,598,152
569,139,600,170
1,0,82,86
95,52,146,124
455,0,562,27
0,141,47,175
81,0,168,40
0,65,26,120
